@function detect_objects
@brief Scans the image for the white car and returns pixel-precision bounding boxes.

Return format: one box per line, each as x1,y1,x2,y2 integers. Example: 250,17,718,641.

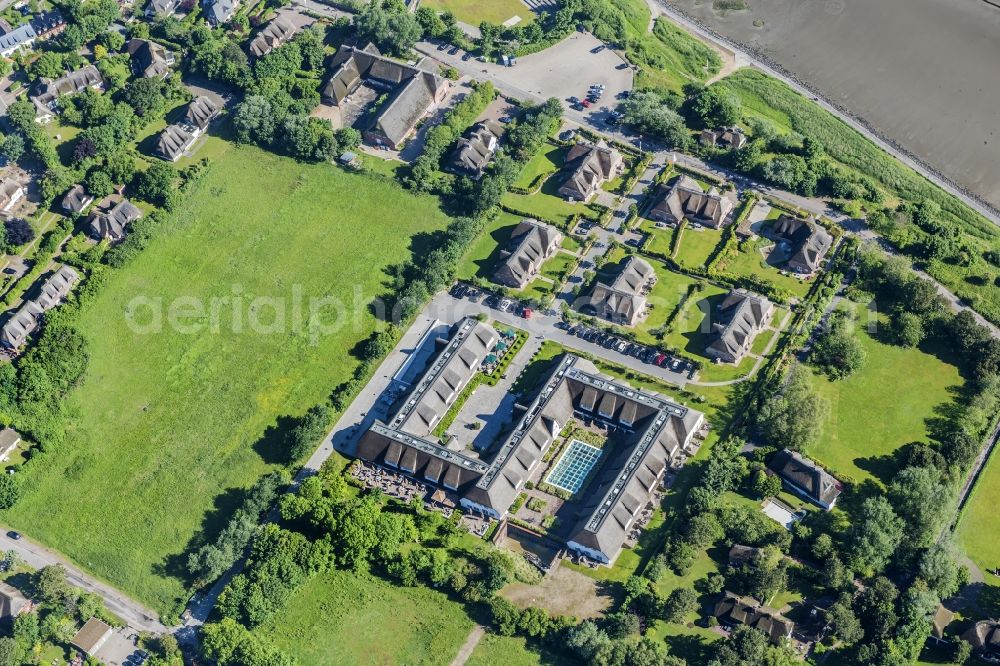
499,299,513,312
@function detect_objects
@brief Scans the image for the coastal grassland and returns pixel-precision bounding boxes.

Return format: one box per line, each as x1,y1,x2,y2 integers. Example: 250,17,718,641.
584,0,722,91
804,302,963,485
4,143,453,613
718,69,1000,322
260,569,475,665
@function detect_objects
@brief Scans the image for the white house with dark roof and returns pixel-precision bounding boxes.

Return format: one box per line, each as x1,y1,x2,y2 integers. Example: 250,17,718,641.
705,289,774,364
770,214,833,275
493,219,563,289
0,23,36,56
558,141,623,202
581,256,655,327
0,179,24,212
767,448,843,510
446,120,502,179
649,174,735,228
87,198,142,242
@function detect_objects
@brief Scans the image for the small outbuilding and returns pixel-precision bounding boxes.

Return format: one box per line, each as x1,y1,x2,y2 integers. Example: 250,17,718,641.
71,617,112,657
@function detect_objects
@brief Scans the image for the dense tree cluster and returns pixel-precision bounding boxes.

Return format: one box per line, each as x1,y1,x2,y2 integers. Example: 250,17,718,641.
810,309,868,379
185,471,289,586
753,366,830,450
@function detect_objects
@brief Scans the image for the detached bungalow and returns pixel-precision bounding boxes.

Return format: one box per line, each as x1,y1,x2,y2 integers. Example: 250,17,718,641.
71,618,112,658
155,124,195,161
557,141,622,202
0,179,25,213
127,38,174,79
87,198,142,242
700,126,747,150
713,591,794,645
492,219,563,289
61,184,94,214
767,448,843,510
770,214,833,275
649,174,734,228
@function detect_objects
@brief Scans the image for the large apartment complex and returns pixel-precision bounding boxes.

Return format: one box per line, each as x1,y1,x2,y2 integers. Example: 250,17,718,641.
356,317,703,565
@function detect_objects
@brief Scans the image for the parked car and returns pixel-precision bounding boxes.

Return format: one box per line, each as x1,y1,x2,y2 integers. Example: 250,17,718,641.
499,115,513,123
615,341,628,352
568,96,580,104
450,284,467,298
499,299,513,312
591,45,605,53
654,353,666,366
6,531,20,541
581,99,591,108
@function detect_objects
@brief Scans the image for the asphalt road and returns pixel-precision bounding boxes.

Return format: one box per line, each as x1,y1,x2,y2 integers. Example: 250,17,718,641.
0,531,167,633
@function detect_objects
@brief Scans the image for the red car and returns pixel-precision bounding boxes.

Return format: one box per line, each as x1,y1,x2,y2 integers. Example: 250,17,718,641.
654,353,666,366
581,99,591,108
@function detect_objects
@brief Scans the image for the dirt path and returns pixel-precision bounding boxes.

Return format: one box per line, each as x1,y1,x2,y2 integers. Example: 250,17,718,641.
449,625,486,666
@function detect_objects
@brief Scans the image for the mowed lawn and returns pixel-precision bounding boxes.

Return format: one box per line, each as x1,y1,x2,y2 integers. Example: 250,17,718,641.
467,633,573,666
804,303,963,485
5,143,453,613
422,0,533,25
956,451,1000,616
260,570,475,665
674,226,722,269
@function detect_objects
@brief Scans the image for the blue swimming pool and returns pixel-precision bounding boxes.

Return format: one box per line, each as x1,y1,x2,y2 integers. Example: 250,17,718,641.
545,439,602,493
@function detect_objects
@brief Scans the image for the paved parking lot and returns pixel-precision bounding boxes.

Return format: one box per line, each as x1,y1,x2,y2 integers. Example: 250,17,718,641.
420,31,633,120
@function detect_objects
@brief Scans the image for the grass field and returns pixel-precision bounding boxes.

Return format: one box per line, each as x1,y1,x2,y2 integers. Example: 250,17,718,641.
713,237,813,300
422,0,534,25
467,633,572,666
513,144,566,191
674,226,722,269
501,184,599,229
4,142,453,613
457,211,523,281
804,302,963,485
261,569,475,665
956,451,1000,617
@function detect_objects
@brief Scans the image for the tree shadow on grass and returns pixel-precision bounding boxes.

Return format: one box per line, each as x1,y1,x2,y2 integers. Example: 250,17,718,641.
153,485,250,589
252,415,299,465
664,633,716,664
368,228,451,323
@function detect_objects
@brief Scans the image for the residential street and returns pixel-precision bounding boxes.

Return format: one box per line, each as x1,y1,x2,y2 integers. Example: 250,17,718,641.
0,531,167,634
